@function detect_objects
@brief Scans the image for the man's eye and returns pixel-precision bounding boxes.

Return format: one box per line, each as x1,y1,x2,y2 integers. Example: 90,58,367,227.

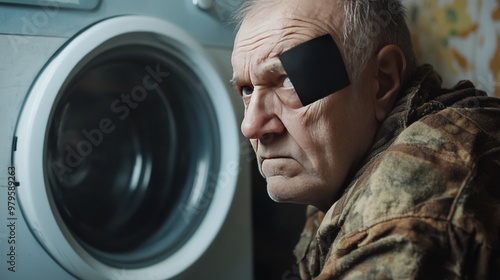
241,86,254,96
283,77,294,88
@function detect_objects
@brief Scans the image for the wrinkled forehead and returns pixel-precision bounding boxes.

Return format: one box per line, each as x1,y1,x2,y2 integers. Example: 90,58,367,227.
232,2,350,106
232,2,345,75
233,0,343,59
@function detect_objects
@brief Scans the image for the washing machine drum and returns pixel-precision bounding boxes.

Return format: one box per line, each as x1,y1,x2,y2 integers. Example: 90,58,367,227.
15,16,240,279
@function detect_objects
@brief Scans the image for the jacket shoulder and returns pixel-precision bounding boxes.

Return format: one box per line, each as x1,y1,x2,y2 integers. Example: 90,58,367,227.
313,106,500,279
339,104,500,235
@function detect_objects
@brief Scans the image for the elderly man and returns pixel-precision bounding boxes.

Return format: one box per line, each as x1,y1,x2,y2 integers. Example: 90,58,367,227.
231,0,500,279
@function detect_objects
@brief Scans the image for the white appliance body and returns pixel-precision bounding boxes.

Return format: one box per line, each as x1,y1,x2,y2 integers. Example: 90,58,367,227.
0,1,252,279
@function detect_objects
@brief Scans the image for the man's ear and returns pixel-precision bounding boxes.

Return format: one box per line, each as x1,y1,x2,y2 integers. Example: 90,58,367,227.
374,45,407,122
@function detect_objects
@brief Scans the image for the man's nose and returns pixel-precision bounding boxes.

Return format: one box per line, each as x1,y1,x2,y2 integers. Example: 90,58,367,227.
240,89,284,141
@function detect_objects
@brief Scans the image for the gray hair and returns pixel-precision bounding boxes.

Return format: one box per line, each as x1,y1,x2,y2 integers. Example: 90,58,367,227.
235,0,417,83
341,0,417,82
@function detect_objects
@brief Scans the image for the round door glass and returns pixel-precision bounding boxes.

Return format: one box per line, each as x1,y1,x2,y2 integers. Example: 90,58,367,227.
44,44,221,267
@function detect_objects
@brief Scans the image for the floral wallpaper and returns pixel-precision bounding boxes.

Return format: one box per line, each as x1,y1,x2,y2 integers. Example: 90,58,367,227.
405,0,500,97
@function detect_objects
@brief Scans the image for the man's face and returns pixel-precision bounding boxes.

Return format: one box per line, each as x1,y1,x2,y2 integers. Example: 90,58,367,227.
231,0,380,210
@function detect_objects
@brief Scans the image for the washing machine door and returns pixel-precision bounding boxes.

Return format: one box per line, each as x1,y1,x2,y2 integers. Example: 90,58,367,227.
14,16,240,279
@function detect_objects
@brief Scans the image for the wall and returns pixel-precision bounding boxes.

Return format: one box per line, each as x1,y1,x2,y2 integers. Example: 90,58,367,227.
406,0,500,97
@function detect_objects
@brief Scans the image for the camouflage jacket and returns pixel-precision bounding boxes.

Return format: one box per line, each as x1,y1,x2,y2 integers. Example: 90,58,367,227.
294,65,500,279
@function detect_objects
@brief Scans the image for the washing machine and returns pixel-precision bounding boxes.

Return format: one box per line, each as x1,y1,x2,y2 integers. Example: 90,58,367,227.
0,0,253,279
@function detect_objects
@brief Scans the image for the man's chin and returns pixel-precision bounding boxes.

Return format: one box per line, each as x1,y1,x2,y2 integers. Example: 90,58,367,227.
266,176,305,204
267,191,295,203
265,175,335,210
